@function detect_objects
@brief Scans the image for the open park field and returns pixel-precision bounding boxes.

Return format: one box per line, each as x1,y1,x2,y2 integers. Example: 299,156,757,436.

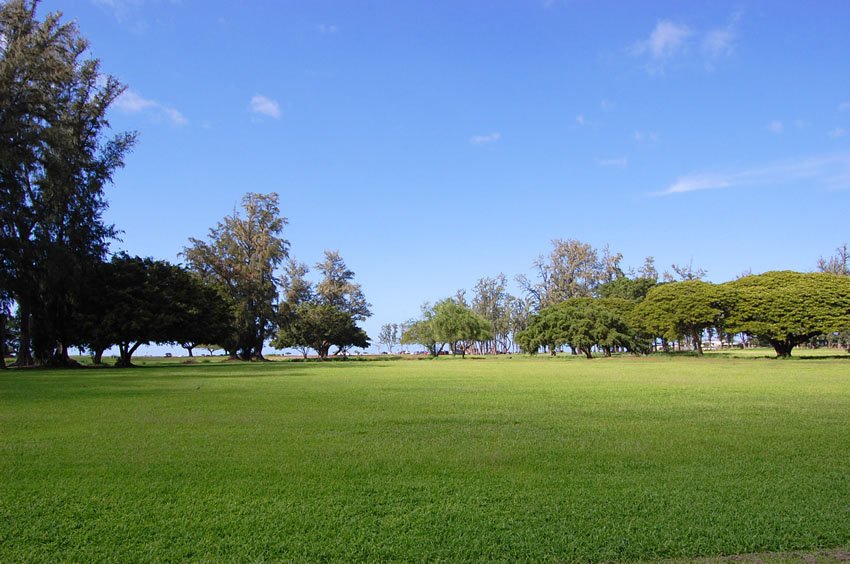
2,354,850,561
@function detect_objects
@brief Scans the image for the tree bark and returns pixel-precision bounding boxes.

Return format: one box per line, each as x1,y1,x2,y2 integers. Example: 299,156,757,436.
771,339,794,358
13,300,34,366
116,342,141,367
693,330,704,355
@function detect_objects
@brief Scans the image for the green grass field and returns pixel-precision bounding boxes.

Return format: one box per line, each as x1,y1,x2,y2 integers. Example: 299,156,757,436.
2,355,849,561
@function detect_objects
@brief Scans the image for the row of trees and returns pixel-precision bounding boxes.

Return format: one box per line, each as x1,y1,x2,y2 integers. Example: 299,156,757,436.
520,272,850,358
396,240,695,357
399,240,850,359
0,2,371,366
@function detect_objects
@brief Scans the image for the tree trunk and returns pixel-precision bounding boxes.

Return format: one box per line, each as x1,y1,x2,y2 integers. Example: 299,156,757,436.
14,300,34,367
92,348,105,365
49,341,75,367
184,346,194,357
771,339,794,358
318,342,330,359
115,342,141,367
582,347,593,359
693,330,704,355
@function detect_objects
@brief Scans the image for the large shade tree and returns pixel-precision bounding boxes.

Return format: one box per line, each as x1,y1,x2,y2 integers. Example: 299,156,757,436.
726,271,850,358
0,0,135,365
273,302,369,359
78,254,234,367
183,193,288,360
635,280,730,355
274,251,371,358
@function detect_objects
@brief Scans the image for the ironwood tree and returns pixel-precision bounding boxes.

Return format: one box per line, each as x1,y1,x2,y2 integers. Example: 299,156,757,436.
0,0,135,365
274,252,371,358
182,192,288,360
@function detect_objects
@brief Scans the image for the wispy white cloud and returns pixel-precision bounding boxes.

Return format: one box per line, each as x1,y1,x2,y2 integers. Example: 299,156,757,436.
794,119,809,129
631,13,741,74
92,0,144,20
656,153,850,195
114,89,187,125
767,120,784,134
162,107,188,126
249,95,281,119
597,158,628,167
634,130,658,144
703,12,740,59
839,101,850,112
469,132,501,145
114,89,157,112
632,20,692,60
829,127,847,139
575,114,587,126
600,99,615,111
318,23,337,34
702,27,735,58
91,0,175,33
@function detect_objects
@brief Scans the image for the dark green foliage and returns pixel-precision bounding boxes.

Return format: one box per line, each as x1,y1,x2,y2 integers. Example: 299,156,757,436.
274,252,371,358
273,302,369,359
182,193,288,361
0,0,135,365
726,271,850,357
78,255,234,367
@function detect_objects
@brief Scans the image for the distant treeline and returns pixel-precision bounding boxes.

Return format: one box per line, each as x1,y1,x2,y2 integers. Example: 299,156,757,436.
396,240,850,359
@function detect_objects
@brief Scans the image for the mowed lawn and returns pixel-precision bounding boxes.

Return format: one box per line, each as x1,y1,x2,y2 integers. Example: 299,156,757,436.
1,356,849,561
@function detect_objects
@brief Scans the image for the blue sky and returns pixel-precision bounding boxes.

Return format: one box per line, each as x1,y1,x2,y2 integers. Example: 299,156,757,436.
39,0,850,352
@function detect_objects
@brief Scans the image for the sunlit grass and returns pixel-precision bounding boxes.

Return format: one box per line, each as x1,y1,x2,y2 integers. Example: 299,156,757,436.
2,356,849,561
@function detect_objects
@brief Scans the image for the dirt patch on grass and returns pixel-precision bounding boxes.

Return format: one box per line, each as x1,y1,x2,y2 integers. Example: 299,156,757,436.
660,548,850,563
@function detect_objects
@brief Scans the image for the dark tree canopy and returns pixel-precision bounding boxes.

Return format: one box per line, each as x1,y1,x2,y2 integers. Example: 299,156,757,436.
78,255,234,367
596,276,657,301
0,0,135,365
273,302,369,359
